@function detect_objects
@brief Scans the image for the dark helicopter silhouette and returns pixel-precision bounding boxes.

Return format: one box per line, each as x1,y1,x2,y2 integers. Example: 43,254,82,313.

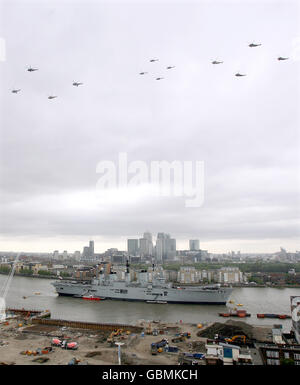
73,82,83,86
48,95,57,99
248,42,262,47
155,77,164,80
212,60,223,64
166,66,175,69
235,72,246,77
11,89,21,93
150,59,159,62
27,67,38,72
139,72,148,75
277,57,289,61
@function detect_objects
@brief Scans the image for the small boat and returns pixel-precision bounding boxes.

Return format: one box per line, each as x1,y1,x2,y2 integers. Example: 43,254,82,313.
82,295,102,301
219,313,230,317
34,292,41,295
257,313,291,319
146,300,167,304
237,304,243,306
219,311,251,317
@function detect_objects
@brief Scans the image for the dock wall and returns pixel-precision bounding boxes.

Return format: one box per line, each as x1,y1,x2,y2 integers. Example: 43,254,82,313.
31,317,143,333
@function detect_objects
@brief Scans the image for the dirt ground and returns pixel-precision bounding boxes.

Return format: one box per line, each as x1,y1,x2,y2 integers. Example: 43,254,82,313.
0,318,272,365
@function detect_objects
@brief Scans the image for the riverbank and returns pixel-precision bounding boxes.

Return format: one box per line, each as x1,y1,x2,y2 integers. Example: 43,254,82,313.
1,272,300,288
0,272,59,280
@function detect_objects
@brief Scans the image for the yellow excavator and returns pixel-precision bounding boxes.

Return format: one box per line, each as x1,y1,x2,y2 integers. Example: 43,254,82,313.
225,335,246,344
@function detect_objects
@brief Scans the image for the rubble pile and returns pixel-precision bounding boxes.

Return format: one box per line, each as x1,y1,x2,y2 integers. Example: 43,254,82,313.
197,320,255,340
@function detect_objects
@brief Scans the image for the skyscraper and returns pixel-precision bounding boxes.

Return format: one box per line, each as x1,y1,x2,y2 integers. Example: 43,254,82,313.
127,239,139,256
89,240,94,256
189,240,200,251
82,240,95,260
155,233,176,261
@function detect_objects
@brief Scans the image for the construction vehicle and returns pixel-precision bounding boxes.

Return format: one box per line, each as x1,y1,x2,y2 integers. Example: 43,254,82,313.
61,341,78,350
211,334,254,347
225,335,246,344
172,335,186,343
150,338,168,355
171,332,191,343
51,338,62,347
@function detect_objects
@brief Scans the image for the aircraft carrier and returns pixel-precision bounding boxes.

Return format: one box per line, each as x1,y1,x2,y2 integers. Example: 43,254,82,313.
52,263,233,305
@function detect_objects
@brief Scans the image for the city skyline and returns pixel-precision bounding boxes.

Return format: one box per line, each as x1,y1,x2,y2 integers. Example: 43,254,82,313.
0,234,298,255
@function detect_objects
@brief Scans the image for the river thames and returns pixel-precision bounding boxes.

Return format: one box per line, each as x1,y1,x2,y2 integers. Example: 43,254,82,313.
1,275,299,332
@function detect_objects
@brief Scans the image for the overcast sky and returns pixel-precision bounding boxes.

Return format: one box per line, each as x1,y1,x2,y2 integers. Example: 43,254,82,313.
0,0,299,253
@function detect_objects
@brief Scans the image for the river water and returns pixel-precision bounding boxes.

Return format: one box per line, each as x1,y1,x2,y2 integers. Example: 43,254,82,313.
1,275,299,332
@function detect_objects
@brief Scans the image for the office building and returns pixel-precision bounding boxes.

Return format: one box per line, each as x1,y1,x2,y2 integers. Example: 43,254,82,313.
189,239,200,251
127,239,139,256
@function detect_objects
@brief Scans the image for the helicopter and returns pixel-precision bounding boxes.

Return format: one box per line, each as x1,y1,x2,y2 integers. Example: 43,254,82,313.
248,42,262,47
155,77,164,80
212,60,223,64
150,59,159,62
11,89,21,93
73,82,83,86
27,67,38,72
277,57,289,61
166,66,175,69
48,95,57,99
235,72,246,77
139,72,148,75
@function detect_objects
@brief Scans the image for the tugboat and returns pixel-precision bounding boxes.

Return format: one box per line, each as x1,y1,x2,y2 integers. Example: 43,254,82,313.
82,294,102,301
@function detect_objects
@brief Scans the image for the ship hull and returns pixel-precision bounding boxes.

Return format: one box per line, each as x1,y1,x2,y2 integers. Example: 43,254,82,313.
56,292,227,304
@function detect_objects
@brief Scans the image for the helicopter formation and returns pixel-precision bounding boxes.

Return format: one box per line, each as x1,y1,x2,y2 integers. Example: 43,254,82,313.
11,66,84,99
11,42,290,96
138,42,289,80
139,59,176,80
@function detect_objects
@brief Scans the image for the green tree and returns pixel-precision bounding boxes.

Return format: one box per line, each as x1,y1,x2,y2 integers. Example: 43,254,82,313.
20,268,33,276
280,358,294,366
38,270,52,276
0,265,11,274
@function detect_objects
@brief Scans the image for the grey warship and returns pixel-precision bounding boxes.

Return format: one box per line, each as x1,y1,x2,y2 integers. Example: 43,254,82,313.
52,263,233,305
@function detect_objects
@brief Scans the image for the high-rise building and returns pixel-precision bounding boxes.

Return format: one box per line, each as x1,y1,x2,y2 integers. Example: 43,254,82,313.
139,238,148,256
139,232,153,257
82,240,95,260
89,241,94,256
167,238,176,258
189,240,200,251
127,239,139,256
143,231,153,256
155,233,176,261
53,250,59,259
155,237,163,262
73,251,81,261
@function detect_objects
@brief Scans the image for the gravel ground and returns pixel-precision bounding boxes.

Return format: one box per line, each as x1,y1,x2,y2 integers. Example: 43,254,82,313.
0,318,271,365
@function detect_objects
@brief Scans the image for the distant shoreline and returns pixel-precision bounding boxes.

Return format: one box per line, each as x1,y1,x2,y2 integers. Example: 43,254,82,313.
1,271,300,288
0,271,56,280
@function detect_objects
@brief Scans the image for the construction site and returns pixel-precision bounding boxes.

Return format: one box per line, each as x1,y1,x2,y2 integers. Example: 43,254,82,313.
0,306,284,365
